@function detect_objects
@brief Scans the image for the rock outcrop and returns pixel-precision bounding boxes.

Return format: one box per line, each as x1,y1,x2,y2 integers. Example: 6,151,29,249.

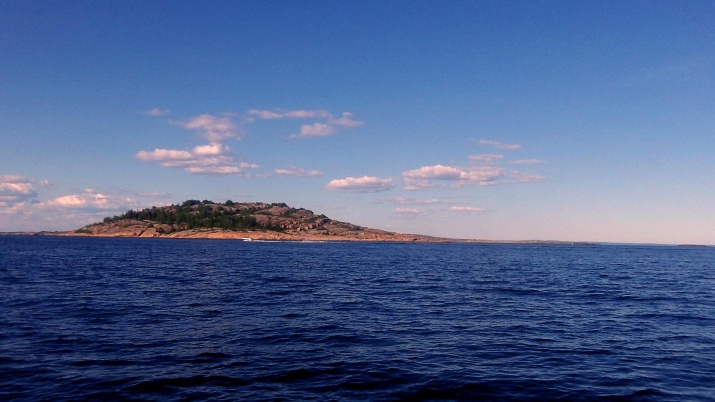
66,200,455,242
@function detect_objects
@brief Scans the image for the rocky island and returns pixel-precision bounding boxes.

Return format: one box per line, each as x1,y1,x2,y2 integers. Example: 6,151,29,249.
65,199,455,242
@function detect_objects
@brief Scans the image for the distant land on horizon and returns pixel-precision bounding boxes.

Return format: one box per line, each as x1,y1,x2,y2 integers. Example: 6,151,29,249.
2,199,598,244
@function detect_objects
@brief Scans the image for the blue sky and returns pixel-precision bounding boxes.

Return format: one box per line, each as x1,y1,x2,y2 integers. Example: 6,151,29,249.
1,1,714,244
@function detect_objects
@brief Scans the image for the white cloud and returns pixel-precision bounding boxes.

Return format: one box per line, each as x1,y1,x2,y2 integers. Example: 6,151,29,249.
136,107,362,176
41,189,140,211
48,195,86,207
401,145,546,190
510,159,546,165
0,176,38,200
239,162,260,169
325,176,394,192
136,144,256,176
0,175,49,206
402,165,463,180
248,110,282,119
469,154,504,162
395,208,420,214
402,164,504,189
140,108,169,116
248,109,332,119
185,165,243,175
274,167,323,177
456,166,504,184
290,123,337,139
174,114,241,142
402,178,435,191
249,108,362,139
0,202,28,215
329,112,363,128
509,172,546,182
479,139,522,150
389,197,440,205
450,206,485,213
136,149,193,161
193,143,230,156
0,186,175,231
136,112,257,175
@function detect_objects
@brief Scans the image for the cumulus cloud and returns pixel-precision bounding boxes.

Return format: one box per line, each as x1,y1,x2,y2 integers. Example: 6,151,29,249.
136,107,361,177
140,108,170,116
193,143,230,156
456,166,505,183
450,206,485,213
325,176,394,192
403,165,463,180
402,143,546,191
395,208,420,214
479,139,522,150
1,185,178,231
136,148,193,161
274,167,323,177
402,164,504,190
136,144,257,175
41,189,140,211
137,112,257,175
48,195,86,207
174,114,241,142
0,175,49,206
21,190,144,231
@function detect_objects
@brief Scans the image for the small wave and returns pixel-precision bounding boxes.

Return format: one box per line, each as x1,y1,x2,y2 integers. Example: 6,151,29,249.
394,380,523,400
3,239,714,401
280,312,307,319
601,387,670,400
256,367,329,384
126,375,249,393
186,352,233,364
70,359,134,367
317,334,366,344
195,352,231,359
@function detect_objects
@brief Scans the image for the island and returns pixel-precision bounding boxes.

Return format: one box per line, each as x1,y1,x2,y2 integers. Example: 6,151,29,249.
64,199,455,242
0,199,599,244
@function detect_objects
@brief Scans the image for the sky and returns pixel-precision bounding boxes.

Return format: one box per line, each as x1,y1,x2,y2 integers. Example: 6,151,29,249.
1,1,714,245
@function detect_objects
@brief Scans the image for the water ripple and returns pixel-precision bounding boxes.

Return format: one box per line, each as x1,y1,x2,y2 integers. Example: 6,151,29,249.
1,237,714,400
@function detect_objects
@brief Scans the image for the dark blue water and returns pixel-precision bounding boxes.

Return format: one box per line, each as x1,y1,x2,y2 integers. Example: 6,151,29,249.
1,236,713,401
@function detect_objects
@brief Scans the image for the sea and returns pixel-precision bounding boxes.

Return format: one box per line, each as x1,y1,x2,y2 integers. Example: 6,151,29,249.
1,236,713,401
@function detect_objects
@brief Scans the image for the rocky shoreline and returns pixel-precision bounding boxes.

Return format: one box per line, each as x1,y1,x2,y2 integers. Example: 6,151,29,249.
44,200,466,243
56,219,457,242
1,200,598,245
2,229,598,245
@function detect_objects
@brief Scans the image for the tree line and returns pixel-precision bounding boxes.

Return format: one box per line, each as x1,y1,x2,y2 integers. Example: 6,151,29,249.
102,201,265,231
